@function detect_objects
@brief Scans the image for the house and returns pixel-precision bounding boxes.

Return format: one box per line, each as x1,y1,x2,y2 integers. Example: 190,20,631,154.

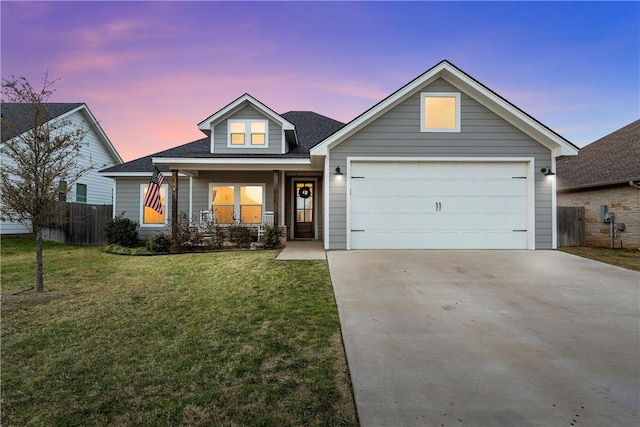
1,103,123,235
100,60,578,250
557,120,640,249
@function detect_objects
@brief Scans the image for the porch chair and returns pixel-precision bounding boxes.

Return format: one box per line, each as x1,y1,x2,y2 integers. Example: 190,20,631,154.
257,211,275,241
198,210,214,232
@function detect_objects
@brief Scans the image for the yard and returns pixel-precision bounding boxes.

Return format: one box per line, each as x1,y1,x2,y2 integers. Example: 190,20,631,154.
559,246,640,272
1,239,357,426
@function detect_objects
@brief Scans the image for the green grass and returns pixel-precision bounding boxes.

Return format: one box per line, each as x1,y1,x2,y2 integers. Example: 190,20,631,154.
559,246,640,271
1,238,357,426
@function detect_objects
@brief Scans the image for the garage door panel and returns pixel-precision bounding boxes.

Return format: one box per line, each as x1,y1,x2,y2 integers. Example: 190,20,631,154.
349,161,529,249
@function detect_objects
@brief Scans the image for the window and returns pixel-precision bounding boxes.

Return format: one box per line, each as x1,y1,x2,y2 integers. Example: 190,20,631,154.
421,92,460,132
140,184,168,225
76,183,87,203
227,119,268,147
211,184,264,224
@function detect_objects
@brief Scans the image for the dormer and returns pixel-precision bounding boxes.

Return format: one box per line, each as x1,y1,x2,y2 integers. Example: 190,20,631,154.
197,94,298,155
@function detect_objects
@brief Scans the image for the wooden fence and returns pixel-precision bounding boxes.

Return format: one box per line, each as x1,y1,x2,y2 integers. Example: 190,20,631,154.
43,203,113,245
557,206,585,247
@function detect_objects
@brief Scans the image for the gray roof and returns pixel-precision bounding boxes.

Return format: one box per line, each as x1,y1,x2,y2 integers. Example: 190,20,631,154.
557,119,640,190
1,103,84,143
101,111,344,174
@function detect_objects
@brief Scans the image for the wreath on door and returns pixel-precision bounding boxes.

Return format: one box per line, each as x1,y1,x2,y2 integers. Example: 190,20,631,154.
298,186,312,199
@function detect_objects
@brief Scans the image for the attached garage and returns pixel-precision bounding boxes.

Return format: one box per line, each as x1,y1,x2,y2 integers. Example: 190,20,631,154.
348,160,533,250
310,61,579,250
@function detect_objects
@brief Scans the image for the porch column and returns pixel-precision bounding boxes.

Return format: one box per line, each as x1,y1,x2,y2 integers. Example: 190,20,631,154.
273,170,279,228
171,169,179,243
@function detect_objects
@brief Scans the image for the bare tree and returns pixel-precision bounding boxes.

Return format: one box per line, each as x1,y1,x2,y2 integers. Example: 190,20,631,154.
1,73,92,292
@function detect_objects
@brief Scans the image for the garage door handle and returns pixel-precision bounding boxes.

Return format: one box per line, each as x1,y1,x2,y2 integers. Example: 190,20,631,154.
435,202,442,211
351,229,365,232
512,229,527,232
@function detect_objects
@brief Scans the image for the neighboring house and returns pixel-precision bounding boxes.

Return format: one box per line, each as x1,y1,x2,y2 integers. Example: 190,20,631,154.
100,60,578,250
1,103,123,235
557,120,640,249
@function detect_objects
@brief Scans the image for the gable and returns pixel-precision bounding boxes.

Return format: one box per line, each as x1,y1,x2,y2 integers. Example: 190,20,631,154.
197,93,296,156
331,77,551,157
1,103,122,164
311,60,578,159
212,104,283,154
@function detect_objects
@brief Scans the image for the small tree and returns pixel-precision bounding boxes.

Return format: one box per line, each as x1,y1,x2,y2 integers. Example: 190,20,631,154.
1,73,91,292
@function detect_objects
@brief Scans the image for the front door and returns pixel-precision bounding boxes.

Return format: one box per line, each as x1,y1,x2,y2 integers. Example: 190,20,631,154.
294,180,314,239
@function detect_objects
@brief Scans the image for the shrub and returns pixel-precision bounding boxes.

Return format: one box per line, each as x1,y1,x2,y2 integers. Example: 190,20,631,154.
170,211,196,252
105,213,139,248
260,224,281,249
147,234,171,253
201,221,225,250
228,223,252,248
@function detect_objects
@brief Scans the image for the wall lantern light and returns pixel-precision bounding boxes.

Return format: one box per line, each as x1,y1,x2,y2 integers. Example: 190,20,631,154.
541,166,555,176
334,166,343,176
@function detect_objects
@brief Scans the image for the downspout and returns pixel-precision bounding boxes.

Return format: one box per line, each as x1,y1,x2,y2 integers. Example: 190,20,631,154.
629,181,640,189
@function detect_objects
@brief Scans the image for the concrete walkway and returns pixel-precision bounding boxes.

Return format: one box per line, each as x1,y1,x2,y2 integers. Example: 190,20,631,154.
275,240,326,260
327,250,640,427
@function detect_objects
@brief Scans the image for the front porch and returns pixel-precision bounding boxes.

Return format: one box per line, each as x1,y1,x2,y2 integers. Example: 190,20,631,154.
167,169,324,243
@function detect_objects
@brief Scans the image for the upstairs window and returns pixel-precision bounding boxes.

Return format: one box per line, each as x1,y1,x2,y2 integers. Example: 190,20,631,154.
228,119,268,147
421,92,461,132
76,183,87,203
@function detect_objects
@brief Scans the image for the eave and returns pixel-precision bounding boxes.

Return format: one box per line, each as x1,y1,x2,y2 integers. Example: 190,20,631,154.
310,60,579,158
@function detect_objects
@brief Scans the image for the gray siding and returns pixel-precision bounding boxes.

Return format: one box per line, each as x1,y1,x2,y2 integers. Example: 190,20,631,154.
114,176,189,238
191,171,275,217
213,105,283,154
327,78,553,249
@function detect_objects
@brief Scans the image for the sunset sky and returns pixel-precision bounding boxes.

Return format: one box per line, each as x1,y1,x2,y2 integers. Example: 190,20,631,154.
2,1,638,162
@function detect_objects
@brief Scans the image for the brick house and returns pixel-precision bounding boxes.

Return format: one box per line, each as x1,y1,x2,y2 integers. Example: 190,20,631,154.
557,120,640,249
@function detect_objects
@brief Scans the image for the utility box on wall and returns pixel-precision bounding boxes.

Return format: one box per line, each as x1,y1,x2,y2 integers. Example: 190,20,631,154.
600,205,611,223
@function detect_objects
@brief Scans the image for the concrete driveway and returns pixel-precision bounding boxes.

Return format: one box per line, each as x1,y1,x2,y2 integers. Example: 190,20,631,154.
327,250,640,427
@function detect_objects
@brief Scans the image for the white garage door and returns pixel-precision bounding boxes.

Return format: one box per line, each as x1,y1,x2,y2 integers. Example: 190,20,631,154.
349,161,529,249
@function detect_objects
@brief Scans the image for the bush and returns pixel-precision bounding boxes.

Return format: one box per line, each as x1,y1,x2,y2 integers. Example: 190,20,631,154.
228,223,252,248
147,234,171,253
260,224,281,249
105,213,139,248
201,221,225,250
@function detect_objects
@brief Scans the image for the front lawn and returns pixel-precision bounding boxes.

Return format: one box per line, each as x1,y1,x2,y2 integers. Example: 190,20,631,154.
559,246,640,271
1,239,357,426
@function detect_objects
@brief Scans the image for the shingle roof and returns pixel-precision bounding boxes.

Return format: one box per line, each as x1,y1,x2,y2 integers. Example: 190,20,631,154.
100,111,345,174
1,103,84,142
557,119,640,190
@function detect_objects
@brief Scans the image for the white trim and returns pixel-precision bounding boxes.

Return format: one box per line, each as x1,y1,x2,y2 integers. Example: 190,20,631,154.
210,124,215,153
310,61,578,157
99,171,191,178
151,157,310,165
208,183,266,224
189,176,193,225
227,119,269,148
139,183,169,227
112,180,117,218
420,92,461,132
290,177,319,240
345,157,536,250
323,155,331,250
551,156,558,249
197,93,295,132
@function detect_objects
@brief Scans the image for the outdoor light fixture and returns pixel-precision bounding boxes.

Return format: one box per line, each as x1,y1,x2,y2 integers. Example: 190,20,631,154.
541,166,555,176
334,166,343,176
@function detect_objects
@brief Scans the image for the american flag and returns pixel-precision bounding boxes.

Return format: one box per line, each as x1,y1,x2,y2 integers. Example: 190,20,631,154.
143,167,165,214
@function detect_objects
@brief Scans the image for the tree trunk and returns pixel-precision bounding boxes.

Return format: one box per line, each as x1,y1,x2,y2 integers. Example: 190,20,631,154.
35,225,44,292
